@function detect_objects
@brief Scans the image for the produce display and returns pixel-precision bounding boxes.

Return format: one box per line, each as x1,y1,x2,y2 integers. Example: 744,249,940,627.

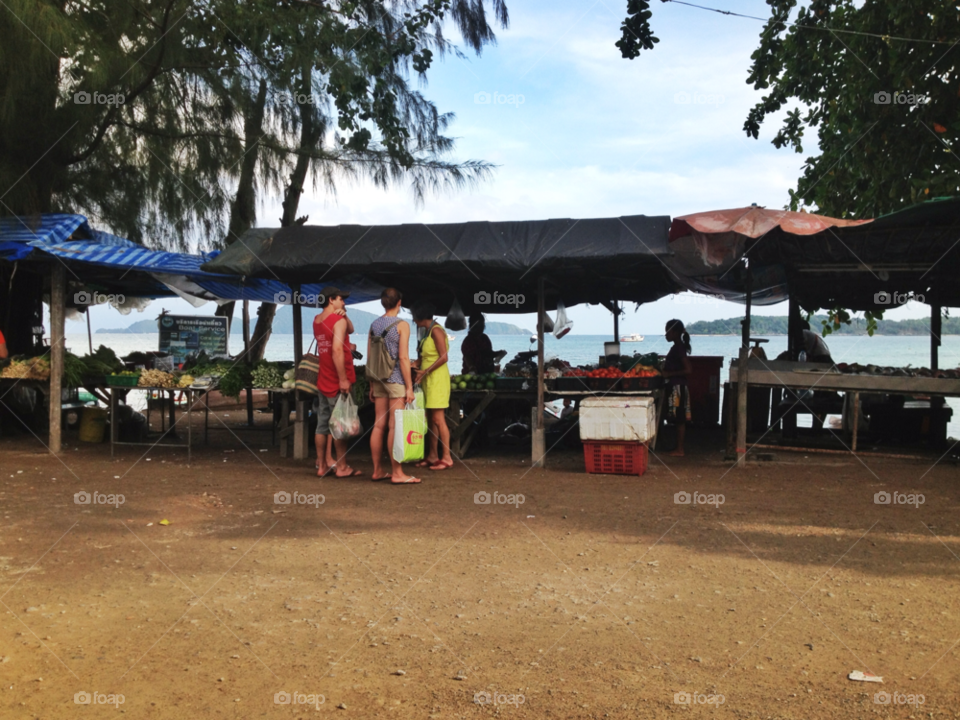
0,356,51,380
281,368,296,389
451,372,498,390
250,361,284,389
178,374,195,388
138,369,178,388
835,363,960,378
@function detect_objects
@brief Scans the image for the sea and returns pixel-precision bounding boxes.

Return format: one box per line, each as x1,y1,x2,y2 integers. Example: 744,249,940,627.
68,332,960,437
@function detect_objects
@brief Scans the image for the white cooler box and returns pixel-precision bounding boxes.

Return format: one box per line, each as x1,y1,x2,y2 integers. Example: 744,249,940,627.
579,396,657,442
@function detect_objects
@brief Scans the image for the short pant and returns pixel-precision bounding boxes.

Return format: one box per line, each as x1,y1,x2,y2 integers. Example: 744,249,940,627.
371,380,406,399
313,393,339,435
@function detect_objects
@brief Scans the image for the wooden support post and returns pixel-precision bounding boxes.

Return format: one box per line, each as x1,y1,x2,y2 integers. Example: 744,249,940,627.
613,300,619,341
290,286,309,459
851,391,860,452
48,264,65,454
736,263,752,467
736,348,749,467
931,302,941,372
531,277,546,467
243,300,253,426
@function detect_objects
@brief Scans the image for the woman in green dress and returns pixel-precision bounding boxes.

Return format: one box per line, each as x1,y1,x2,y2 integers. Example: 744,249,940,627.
412,302,453,471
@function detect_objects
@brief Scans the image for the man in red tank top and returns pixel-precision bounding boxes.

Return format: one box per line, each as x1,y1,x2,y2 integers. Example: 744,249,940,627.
314,287,360,477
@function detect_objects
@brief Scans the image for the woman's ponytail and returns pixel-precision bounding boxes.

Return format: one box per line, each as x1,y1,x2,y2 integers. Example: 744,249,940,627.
681,330,692,355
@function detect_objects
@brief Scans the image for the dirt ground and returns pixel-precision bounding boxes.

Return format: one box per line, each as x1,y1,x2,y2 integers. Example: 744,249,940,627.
1,406,959,719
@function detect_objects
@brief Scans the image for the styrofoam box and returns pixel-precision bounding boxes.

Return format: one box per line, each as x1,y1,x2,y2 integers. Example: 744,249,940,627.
579,396,656,442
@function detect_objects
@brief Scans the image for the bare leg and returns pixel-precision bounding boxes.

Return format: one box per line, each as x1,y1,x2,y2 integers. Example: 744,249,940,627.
370,396,389,479
670,422,686,457
333,437,357,476
315,433,331,476
425,412,440,464
434,408,453,464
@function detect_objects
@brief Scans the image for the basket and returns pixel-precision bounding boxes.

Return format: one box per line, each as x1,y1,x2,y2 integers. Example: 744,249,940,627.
554,376,591,392
619,376,664,391
494,377,532,391
583,441,648,476
106,374,140,387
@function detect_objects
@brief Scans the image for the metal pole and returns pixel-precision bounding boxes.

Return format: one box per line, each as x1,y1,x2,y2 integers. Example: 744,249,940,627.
613,300,619,341
86,310,93,354
532,277,546,468
48,264,66,454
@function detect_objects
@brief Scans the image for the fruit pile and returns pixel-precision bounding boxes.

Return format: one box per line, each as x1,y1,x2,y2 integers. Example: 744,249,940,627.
564,367,623,378
624,365,660,378
451,372,497,391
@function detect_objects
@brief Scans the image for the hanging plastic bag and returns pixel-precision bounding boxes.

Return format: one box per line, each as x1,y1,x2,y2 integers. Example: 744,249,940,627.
553,301,573,339
330,392,361,440
393,390,427,463
444,297,466,331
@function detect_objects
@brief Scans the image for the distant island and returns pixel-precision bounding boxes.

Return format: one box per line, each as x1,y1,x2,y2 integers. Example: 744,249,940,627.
98,307,531,335
687,314,954,336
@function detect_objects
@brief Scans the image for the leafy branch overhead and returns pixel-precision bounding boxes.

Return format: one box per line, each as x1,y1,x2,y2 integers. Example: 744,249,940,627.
0,0,509,249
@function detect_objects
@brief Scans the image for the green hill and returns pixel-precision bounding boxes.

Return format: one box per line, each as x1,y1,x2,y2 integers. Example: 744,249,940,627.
687,314,954,336
98,307,530,335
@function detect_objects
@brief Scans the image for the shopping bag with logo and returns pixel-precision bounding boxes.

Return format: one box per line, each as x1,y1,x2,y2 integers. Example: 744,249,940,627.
294,339,319,395
330,392,361,440
393,393,427,463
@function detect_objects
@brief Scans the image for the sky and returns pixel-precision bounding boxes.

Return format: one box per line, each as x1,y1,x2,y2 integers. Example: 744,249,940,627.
68,0,934,338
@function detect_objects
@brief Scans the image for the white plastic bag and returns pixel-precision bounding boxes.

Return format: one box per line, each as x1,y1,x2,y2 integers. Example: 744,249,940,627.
330,393,361,440
553,301,573,339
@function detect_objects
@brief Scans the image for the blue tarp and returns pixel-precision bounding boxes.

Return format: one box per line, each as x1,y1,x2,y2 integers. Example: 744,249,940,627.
0,214,381,305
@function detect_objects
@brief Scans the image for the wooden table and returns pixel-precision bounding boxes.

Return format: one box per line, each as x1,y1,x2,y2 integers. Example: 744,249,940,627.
728,359,960,455
109,385,197,460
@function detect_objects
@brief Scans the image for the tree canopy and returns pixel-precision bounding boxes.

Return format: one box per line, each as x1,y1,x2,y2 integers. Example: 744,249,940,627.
617,0,960,219
0,0,509,249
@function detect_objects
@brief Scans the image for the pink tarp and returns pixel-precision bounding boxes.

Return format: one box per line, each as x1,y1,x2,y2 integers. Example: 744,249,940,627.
670,206,872,240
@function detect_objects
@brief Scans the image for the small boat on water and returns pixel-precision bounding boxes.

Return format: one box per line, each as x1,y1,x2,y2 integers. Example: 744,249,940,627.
619,333,644,342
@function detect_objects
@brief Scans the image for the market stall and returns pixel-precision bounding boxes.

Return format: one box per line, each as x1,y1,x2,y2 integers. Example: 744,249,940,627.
203,215,680,465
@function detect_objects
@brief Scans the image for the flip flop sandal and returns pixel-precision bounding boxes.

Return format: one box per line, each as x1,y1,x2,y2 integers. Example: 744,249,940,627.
335,468,363,478
429,461,454,471
391,476,422,484
371,474,390,482
414,460,433,468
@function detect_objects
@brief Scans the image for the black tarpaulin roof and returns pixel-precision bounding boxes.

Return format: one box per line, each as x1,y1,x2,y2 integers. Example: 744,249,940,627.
201,216,679,314
751,197,960,311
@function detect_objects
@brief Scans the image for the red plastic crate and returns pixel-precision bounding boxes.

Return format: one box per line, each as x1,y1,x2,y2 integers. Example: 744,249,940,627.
583,441,648,476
